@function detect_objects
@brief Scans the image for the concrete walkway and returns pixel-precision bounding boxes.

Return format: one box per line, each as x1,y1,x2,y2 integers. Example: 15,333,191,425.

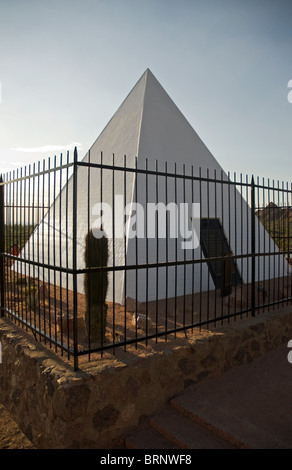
125,343,292,449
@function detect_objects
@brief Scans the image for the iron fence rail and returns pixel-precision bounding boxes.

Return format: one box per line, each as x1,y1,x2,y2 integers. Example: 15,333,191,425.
0,148,291,369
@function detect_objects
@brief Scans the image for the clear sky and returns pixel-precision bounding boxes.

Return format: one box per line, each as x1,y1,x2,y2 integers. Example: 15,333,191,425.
0,0,291,182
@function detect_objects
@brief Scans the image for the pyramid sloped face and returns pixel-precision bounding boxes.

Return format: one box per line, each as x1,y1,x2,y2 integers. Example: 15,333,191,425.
12,69,287,305
84,69,147,167
85,68,223,173
138,69,223,173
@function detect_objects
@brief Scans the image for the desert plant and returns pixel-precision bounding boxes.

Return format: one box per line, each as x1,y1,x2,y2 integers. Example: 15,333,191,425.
15,276,27,285
23,282,39,310
84,228,109,343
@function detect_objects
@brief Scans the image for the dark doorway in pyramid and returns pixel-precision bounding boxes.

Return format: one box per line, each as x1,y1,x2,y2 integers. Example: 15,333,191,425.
200,218,242,296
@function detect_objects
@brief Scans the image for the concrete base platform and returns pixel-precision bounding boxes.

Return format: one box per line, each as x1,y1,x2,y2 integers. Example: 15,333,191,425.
149,409,234,449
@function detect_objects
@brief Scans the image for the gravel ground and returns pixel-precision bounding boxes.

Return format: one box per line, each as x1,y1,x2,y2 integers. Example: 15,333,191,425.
0,404,35,449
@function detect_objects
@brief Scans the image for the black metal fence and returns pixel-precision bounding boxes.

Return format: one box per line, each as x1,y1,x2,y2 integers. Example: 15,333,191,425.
0,148,291,369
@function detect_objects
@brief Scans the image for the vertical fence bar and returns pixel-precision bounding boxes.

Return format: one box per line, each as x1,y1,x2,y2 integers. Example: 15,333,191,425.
174,162,178,337
72,147,79,370
135,156,139,345
112,153,116,353
251,175,256,317
289,182,292,303
262,176,266,312
267,178,271,307
27,165,31,326
66,152,70,358
213,169,218,326
281,181,286,298
16,168,20,324
272,179,276,309
199,167,203,327
183,164,186,328
22,166,26,327
100,152,105,354
245,174,249,318
19,167,23,324
288,182,291,304
220,170,224,321
8,172,12,317
0,175,5,317
47,157,51,345
59,154,63,354
191,165,195,331
145,158,149,345
206,168,210,325
226,171,231,319
87,150,91,359
53,155,57,351
37,162,41,337
257,176,260,309
123,155,127,351
4,173,9,316
32,163,36,330
240,173,243,319
155,160,159,342
165,161,168,339
234,172,237,318
42,160,46,340
278,181,282,302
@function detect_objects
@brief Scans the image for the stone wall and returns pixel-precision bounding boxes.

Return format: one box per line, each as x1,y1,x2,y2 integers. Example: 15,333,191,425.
0,306,291,449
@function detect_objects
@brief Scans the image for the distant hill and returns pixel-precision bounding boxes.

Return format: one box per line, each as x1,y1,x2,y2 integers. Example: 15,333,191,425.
256,202,292,262
256,202,292,225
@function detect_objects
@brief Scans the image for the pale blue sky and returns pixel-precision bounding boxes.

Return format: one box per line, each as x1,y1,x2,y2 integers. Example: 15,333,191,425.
0,0,291,181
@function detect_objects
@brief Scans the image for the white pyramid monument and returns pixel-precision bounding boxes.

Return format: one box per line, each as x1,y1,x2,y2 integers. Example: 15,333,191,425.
14,69,289,305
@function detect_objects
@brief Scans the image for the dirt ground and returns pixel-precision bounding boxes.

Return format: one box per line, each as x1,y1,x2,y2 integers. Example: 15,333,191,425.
0,403,35,449
4,265,291,366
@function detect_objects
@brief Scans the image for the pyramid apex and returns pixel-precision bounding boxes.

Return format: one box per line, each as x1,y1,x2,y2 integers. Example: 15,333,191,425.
143,67,155,78
141,68,162,88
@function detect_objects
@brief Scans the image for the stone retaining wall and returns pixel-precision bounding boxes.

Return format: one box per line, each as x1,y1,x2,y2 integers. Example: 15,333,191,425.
0,306,291,449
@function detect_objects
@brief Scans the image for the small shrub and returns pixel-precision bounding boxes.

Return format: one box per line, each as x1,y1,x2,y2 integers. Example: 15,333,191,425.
23,282,39,310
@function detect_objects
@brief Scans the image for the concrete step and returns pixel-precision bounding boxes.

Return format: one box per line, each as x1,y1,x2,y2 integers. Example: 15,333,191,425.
124,421,180,449
125,346,292,450
170,346,292,449
171,393,287,449
149,407,235,449
171,397,254,449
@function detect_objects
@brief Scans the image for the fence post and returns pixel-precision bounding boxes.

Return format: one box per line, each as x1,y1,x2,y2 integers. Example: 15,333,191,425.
251,175,256,317
0,175,4,317
72,147,79,370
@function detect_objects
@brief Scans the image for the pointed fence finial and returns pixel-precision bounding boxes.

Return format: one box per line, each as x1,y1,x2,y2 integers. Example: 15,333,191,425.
74,146,78,163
